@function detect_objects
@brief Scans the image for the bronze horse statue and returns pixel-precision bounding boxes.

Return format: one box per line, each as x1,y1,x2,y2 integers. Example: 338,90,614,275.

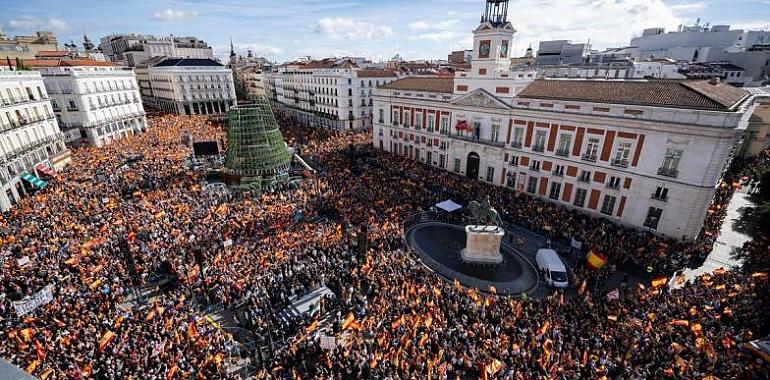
466,198,503,226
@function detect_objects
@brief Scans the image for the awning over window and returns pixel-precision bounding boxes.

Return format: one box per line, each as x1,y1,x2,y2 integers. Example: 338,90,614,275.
20,172,47,189
455,120,469,131
35,164,57,178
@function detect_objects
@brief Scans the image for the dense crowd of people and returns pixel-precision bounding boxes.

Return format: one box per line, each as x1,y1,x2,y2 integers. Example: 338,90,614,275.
1,112,768,379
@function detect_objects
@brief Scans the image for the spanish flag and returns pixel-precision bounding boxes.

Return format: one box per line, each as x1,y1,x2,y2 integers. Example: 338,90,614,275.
342,312,355,329
166,364,178,380
20,327,33,342
651,276,667,288
536,321,550,337
98,330,116,352
586,250,607,270
187,321,198,339
26,359,40,374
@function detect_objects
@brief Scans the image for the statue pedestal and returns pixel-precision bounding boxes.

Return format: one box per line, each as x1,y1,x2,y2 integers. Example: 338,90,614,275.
460,225,504,265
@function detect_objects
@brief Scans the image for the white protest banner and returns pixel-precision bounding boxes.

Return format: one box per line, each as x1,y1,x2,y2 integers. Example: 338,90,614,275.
17,256,30,267
319,335,337,350
570,238,582,250
13,284,54,317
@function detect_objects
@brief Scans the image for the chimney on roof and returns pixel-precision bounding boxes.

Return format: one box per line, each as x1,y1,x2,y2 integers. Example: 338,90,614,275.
709,76,720,85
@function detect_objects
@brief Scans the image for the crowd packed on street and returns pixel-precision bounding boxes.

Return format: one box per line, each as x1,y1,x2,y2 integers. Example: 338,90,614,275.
1,112,768,379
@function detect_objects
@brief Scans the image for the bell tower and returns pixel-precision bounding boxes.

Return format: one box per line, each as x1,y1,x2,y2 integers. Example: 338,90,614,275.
471,0,515,73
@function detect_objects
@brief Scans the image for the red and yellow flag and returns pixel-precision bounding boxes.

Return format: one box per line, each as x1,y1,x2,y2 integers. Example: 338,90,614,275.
651,277,667,288
98,330,116,352
586,250,606,270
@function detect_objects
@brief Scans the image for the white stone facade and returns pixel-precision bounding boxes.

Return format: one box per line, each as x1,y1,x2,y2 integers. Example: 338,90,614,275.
372,7,759,239
265,59,397,132
143,59,236,116
36,62,147,147
0,68,70,212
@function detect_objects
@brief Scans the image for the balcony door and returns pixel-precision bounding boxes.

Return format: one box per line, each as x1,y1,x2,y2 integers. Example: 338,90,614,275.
466,152,480,180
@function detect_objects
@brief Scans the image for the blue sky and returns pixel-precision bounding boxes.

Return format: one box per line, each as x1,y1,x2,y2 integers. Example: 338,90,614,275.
2,0,769,63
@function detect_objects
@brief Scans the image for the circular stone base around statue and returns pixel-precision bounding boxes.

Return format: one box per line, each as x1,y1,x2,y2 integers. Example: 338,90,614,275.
460,248,503,265
406,222,539,296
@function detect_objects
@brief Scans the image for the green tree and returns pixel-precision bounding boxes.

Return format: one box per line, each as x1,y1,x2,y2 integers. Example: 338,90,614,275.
752,201,770,236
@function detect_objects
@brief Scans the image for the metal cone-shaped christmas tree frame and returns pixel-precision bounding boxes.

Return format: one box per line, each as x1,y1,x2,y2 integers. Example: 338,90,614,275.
224,97,291,190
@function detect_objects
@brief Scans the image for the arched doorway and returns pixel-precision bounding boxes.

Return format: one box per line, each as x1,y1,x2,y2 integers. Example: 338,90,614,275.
466,152,480,179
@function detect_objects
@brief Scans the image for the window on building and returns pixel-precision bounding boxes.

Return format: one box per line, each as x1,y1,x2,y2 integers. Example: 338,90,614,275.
527,177,538,193
506,172,516,187
512,127,524,148
453,158,461,173
491,124,500,142
486,166,495,182
600,195,616,215
583,137,600,161
608,176,621,189
378,109,384,123
659,148,683,177
530,160,541,171
557,134,572,156
404,112,411,127
613,141,632,167
653,186,669,201
510,155,519,166
553,164,564,176
549,182,561,200
578,170,591,182
644,207,663,229
533,130,546,151
440,117,449,134
415,113,423,130
392,111,399,125
439,154,446,168
427,114,435,131
574,188,587,208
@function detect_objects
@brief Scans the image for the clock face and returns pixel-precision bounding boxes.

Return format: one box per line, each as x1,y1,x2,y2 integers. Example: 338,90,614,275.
479,42,491,58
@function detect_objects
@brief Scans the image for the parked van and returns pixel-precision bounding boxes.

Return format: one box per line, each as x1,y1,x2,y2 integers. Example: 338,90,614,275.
535,248,569,288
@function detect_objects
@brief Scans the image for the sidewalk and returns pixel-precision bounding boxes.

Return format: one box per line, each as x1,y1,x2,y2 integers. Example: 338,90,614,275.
680,187,754,281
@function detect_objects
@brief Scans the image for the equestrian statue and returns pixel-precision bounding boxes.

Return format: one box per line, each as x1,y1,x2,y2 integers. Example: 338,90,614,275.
466,197,503,226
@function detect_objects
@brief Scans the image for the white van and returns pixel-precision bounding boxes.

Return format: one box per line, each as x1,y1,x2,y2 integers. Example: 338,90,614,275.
535,248,569,288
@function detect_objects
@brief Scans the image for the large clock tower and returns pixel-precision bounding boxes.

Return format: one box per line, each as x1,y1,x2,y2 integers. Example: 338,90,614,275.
471,0,516,74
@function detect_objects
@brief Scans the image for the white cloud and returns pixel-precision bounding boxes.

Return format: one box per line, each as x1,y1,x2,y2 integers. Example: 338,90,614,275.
315,17,393,40
508,0,688,53
152,9,199,22
416,30,463,43
234,43,284,56
409,21,430,31
6,17,71,34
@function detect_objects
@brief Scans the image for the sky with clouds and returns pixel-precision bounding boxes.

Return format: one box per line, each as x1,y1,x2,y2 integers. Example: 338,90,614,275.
2,0,769,63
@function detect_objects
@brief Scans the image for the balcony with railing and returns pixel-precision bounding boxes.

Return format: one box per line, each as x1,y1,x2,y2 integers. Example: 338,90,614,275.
555,148,570,157
511,141,523,149
552,170,564,177
532,144,545,153
657,167,678,178
651,193,668,202
449,133,505,148
577,175,591,183
581,153,597,162
611,158,629,168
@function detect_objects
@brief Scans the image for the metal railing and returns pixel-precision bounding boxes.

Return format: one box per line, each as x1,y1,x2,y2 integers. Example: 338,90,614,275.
657,167,678,178
611,158,629,168
581,153,597,162
555,149,570,157
449,133,505,148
